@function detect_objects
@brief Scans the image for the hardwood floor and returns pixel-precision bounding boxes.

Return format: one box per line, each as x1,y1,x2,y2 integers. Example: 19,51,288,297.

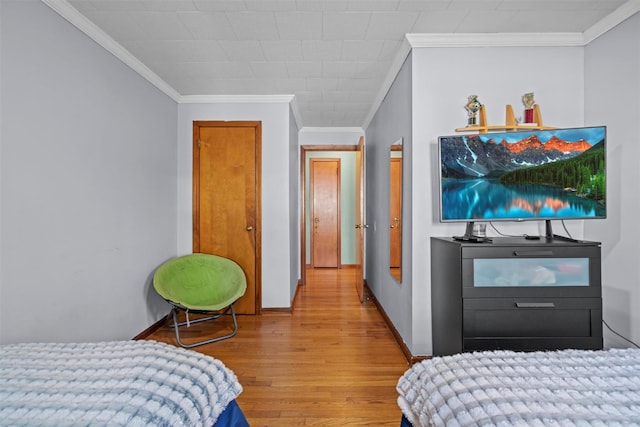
144,267,410,426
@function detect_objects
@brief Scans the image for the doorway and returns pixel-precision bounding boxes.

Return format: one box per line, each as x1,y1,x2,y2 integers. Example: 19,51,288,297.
300,145,362,288
192,121,261,314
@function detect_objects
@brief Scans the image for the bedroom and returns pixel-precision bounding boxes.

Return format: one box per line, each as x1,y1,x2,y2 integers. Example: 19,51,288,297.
1,0,639,420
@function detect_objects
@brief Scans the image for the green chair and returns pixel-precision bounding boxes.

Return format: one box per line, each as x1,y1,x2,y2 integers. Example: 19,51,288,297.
153,253,247,348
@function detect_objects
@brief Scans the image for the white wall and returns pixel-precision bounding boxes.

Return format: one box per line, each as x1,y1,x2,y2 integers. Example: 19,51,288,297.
0,1,178,343
299,128,363,147
584,12,640,347
365,53,414,350
177,102,295,309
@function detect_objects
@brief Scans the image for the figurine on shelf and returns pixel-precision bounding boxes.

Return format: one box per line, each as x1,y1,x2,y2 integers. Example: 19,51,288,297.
522,92,535,123
464,95,482,126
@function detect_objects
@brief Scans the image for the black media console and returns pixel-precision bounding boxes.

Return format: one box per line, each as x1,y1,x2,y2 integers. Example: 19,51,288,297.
431,236,603,356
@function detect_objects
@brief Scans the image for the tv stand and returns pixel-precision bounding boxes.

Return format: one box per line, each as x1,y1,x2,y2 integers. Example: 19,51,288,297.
545,220,584,243
431,236,603,356
453,221,492,243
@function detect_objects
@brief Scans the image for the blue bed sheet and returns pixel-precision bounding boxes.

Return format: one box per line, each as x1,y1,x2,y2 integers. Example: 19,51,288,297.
215,400,250,427
400,414,412,427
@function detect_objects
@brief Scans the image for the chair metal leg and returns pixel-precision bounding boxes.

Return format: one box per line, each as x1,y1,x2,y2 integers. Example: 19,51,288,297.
170,304,239,349
170,305,231,328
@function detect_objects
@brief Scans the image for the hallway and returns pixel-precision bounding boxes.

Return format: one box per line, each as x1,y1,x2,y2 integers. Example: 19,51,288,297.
144,267,409,426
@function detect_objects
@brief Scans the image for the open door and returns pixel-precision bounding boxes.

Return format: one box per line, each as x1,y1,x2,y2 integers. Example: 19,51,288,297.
355,136,365,302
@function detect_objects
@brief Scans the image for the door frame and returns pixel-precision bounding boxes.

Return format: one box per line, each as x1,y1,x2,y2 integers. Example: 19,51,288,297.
193,120,262,314
354,136,365,302
300,145,359,286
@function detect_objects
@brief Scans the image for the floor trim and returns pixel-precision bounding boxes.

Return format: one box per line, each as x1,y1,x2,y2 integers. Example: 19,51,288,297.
261,307,293,314
132,314,169,340
365,283,429,365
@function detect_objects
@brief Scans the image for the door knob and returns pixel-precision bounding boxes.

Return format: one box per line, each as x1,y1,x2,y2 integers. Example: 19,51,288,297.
246,226,253,231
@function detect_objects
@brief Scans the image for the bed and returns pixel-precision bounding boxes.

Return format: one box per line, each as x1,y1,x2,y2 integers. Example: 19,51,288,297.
0,340,248,426
397,348,640,426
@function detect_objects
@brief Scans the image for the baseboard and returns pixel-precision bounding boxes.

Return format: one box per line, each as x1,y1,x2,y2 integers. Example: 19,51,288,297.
305,264,356,269
261,307,293,315
365,283,429,365
260,280,304,315
294,279,302,302
132,314,169,340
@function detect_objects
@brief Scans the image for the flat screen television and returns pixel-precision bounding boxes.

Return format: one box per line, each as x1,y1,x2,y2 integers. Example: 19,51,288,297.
438,126,606,236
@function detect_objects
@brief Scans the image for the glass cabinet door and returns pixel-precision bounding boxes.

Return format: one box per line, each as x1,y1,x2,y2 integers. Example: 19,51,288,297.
473,258,590,287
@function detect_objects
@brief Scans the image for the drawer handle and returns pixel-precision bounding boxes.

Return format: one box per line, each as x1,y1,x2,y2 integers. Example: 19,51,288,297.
513,250,554,256
515,302,555,309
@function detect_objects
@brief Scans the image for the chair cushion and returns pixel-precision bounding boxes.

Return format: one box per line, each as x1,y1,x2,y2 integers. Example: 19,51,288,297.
153,253,247,311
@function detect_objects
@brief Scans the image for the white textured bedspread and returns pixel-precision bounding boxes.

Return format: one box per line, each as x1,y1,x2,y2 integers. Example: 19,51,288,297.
397,348,640,427
0,340,242,426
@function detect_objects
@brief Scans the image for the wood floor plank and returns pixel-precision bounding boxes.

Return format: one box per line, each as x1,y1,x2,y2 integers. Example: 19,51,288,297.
144,267,409,426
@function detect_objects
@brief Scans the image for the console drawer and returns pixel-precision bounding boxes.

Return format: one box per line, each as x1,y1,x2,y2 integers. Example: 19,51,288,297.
463,297,601,338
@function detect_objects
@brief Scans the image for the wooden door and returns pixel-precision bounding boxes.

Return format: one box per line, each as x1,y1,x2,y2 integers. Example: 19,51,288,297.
355,137,365,302
310,158,340,268
193,121,261,314
389,157,402,268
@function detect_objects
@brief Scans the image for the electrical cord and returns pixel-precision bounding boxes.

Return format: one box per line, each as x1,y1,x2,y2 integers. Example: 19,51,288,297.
560,220,574,240
603,319,640,349
490,220,580,240
488,222,520,237
555,223,638,348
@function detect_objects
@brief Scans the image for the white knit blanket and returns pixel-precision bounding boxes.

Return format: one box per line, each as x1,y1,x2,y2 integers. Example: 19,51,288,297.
0,340,242,426
397,349,640,427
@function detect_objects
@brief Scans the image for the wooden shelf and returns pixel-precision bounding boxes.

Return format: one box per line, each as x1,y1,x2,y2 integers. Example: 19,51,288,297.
455,104,557,133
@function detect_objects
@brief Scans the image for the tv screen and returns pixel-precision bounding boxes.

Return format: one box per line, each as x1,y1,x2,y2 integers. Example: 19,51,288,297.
438,126,606,222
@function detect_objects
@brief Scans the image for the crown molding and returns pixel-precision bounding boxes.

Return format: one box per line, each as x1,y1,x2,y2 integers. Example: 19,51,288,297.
179,94,294,104
406,32,585,48
42,0,181,102
299,127,364,134
583,0,640,44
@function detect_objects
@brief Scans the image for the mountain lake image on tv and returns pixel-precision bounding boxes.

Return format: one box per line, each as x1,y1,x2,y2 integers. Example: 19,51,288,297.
439,126,606,222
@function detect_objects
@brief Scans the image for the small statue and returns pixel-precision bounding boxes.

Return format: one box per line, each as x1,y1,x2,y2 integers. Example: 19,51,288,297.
464,95,482,126
522,92,535,123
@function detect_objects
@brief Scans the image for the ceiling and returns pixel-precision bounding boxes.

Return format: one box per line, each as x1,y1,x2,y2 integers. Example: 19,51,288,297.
46,0,639,129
